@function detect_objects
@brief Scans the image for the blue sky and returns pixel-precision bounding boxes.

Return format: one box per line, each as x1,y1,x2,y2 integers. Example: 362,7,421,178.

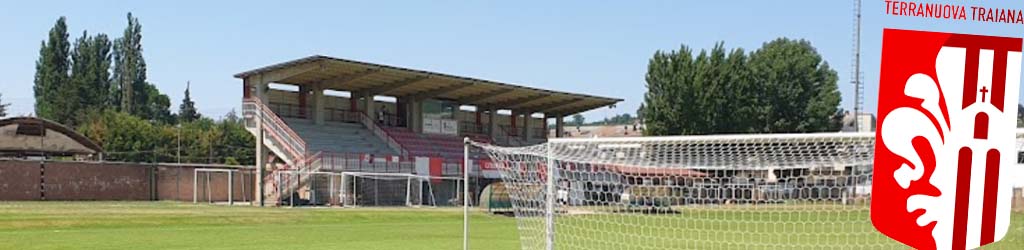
0,1,1021,121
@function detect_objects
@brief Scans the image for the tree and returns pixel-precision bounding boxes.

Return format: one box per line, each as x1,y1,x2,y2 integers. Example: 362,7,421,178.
1018,103,1024,127
113,13,143,114
747,38,842,133
642,39,841,136
34,17,71,123
69,31,113,125
572,114,585,128
636,103,645,125
223,109,240,124
109,13,173,123
178,82,199,123
0,93,10,117
142,83,174,124
78,110,254,164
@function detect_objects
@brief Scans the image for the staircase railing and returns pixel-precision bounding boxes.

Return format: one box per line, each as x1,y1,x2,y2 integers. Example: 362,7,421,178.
358,112,410,159
243,98,319,205
496,125,526,146
262,150,321,204
242,98,307,163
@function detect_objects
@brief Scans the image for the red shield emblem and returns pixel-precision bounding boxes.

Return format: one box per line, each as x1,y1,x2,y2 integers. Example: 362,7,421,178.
873,29,1022,249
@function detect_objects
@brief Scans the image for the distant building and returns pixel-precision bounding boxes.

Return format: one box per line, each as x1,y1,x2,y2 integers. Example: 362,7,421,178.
550,122,645,138
842,112,876,133
0,117,102,159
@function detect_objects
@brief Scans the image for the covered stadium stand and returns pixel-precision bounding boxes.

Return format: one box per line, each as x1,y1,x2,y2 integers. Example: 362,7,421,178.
236,55,621,206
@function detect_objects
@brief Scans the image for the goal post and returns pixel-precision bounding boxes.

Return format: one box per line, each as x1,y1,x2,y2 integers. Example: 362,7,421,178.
339,172,465,208
193,168,251,205
468,132,900,250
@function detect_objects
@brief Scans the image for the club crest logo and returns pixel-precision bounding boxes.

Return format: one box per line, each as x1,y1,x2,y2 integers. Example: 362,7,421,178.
872,29,1022,249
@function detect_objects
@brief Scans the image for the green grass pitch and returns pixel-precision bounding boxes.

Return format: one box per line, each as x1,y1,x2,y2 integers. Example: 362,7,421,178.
0,202,1021,249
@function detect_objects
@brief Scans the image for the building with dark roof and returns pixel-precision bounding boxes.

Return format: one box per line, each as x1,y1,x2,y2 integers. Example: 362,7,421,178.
0,117,102,158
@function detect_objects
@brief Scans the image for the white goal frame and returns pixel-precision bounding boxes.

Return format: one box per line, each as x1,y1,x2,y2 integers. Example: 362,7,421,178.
271,170,465,208
193,168,249,205
339,171,465,208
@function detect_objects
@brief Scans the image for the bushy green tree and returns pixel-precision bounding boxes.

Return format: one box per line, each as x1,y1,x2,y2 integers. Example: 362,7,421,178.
642,39,842,136
34,17,71,122
78,110,254,164
78,110,162,162
590,113,635,126
747,38,842,133
141,83,174,124
571,114,585,127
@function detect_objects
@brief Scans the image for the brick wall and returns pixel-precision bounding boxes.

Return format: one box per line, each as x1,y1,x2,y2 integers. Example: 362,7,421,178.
43,161,150,200
0,159,254,202
0,160,41,200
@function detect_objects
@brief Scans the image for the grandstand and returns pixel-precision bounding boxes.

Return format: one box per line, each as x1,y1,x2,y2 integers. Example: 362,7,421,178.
235,55,621,206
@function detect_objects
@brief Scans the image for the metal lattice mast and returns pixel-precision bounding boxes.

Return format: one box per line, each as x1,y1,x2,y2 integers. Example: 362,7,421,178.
851,0,863,132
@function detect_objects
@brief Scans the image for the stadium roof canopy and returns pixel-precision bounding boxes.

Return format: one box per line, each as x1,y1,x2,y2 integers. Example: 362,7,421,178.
0,117,102,156
234,55,622,115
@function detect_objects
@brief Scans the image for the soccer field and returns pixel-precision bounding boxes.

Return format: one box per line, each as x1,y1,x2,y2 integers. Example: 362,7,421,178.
0,202,519,250
0,202,1022,250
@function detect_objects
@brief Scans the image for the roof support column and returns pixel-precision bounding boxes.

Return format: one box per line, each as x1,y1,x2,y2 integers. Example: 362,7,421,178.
250,75,269,207
510,111,517,135
555,114,565,138
411,100,423,133
475,108,482,130
364,94,376,121
298,85,310,120
522,113,531,142
488,108,498,139
312,85,325,125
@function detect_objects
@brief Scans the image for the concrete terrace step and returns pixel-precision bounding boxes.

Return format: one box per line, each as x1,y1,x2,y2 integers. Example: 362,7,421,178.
282,118,398,156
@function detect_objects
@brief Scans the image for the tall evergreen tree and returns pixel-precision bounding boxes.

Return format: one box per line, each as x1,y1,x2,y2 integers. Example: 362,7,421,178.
636,103,645,125
0,93,10,117
33,17,71,122
1017,103,1024,127
113,12,146,115
178,82,200,123
111,12,172,123
70,31,113,125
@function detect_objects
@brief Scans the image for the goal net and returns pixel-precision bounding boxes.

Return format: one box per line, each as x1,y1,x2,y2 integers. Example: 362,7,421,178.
471,133,899,250
193,168,252,205
339,172,465,207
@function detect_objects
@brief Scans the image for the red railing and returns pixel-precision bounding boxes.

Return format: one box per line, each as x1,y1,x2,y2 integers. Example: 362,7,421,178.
496,125,526,146
459,121,488,135
267,102,309,119
375,113,405,128
315,152,414,173
242,98,307,162
531,128,547,139
358,111,411,159
324,108,362,123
